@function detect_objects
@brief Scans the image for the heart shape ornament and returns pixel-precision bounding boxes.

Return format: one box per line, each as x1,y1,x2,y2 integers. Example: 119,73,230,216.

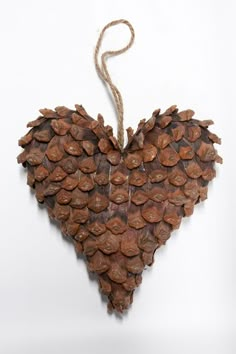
17,103,222,312
17,20,222,313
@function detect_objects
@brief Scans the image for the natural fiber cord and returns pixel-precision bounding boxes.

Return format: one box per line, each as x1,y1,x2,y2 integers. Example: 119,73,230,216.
94,19,135,149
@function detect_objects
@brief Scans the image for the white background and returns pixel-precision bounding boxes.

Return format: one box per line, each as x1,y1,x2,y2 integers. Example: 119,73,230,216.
0,0,235,353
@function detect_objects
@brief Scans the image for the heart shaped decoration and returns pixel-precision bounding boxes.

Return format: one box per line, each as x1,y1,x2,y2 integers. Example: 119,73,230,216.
17,103,222,312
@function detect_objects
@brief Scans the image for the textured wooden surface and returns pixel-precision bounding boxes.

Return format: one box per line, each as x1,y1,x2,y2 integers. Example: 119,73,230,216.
17,104,222,313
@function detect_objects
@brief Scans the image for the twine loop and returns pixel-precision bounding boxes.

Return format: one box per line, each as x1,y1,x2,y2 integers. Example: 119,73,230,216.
94,19,135,149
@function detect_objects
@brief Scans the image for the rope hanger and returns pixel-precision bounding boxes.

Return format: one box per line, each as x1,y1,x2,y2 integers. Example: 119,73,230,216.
94,19,135,149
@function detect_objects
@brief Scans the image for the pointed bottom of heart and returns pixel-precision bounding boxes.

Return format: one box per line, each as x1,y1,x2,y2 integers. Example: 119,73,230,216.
74,241,148,313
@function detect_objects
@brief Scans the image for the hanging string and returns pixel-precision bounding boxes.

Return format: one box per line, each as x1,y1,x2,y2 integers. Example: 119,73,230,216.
94,19,135,149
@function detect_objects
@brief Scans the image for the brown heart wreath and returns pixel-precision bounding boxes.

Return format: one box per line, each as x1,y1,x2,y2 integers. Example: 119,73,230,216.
17,20,222,313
